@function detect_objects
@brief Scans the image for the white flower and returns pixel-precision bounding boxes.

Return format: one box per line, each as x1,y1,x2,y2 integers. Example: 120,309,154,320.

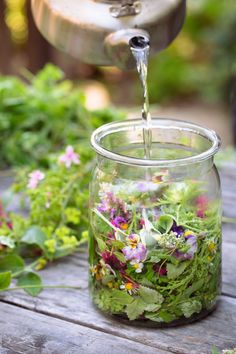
130,260,144,273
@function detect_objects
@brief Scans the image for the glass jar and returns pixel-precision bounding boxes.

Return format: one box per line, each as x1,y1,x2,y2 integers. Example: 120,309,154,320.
89,118,221,327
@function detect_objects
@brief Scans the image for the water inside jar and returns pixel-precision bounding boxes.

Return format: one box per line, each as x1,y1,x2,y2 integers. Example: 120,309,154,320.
114,142,198,160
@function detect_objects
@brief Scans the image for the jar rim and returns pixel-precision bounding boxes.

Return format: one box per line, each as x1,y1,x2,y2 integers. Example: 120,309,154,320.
91,118,221,167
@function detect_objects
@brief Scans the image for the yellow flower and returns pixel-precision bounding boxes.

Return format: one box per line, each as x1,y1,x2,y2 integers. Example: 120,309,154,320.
55,226,71,239
107,282,114,289
208,242,217,253
65,208,81,225
120,282,133,291
120,281,138,294
44,239,56,253
90,264,105,281
35,258,47,270
184,230,193,237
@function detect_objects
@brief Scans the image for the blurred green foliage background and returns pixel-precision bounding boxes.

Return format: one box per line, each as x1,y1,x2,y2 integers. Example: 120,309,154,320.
148,0,236,104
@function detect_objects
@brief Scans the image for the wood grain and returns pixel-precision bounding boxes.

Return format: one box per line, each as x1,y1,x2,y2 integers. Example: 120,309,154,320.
0,302,170,354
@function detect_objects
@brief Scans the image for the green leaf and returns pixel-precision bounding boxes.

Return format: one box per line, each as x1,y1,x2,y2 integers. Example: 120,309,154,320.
183,279,205,297
17,272,43,297
138,277,155,288
125,298,146,320
139,286,164,305
0,271,11,290
114,251,126,263
157,215,173,233
144,303,162,312
179,300,202,318
167,262,187,280
0,236,15,249
0,254,25,273
211,346,219,354
111,240,125,249
146,255,161,263
145,310,175,323
21,226,47,250
110,289,133,305
96,237,107,252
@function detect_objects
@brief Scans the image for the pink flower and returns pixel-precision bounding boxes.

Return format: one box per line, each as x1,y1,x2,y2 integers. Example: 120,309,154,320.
101,251,126,270
58,146,80,168
153,264,167,276
196,195,208,218
27,170,45,189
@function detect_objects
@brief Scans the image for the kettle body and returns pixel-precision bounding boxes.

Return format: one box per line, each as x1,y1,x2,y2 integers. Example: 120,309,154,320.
31,0,186,69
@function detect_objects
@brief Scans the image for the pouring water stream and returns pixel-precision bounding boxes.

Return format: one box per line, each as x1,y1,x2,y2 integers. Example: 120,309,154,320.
130,36,152,159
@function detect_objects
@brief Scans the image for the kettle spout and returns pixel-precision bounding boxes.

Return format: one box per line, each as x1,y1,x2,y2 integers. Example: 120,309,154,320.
105,29,150,70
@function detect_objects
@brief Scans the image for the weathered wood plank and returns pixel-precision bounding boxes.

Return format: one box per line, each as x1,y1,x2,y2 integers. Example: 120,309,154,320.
220,164,236,218
0,302,169,354
222,241,236,297
0,246,236,354
223,222,236,244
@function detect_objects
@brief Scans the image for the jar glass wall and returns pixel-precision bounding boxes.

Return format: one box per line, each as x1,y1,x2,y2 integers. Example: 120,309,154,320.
89,119,221,327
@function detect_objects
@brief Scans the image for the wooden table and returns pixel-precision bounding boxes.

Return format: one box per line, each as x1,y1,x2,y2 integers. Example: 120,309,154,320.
0,165,236,354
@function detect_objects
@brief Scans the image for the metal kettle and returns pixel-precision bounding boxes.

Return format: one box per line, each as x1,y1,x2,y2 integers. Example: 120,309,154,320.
31,0,186,70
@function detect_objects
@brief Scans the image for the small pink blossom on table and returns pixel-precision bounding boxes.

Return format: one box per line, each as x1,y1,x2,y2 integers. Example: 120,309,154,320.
27,170,45,189
58,146,80,168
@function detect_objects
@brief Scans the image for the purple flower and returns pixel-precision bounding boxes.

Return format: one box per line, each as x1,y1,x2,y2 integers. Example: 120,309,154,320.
111,216,128,229
185,234,198,258
122,242,147,263
136,182,157,193
175,232,198,260
171,221,184,236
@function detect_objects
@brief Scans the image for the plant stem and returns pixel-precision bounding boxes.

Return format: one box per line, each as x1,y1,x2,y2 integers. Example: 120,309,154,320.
12,259,40,278
1,284,81,292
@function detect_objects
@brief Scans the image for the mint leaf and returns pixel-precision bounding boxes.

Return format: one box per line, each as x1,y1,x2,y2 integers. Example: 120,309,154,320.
17,272,43,297
139,286,164,305
111,289,133,305
145,310,175,323
167,262,187,279
0,271,11,290
126,298,146,320
180,300,202,318
144,303,162,312
22,226,47,250
0,254,25,273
